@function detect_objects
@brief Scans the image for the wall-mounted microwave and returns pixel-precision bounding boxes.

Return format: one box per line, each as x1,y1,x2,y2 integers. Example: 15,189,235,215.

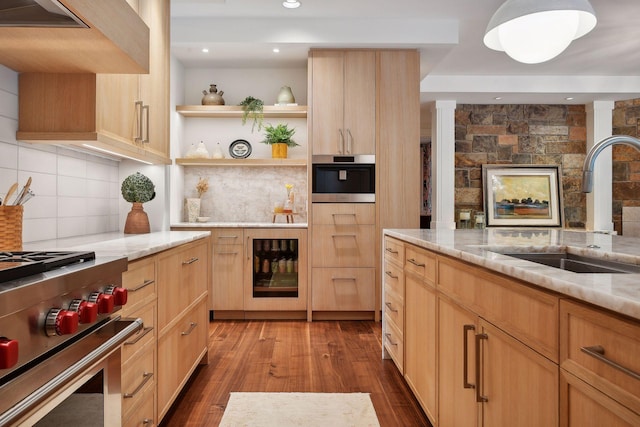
311,155,375,203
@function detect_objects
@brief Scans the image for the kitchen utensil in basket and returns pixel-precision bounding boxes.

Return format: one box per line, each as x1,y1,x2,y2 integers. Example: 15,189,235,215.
0,205,23,251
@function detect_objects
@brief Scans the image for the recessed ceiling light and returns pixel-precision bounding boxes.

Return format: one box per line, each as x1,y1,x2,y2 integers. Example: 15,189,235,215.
565,97,574,100
273,48,280,53
202,48,209,53
282,0,301,9
494,96,503,100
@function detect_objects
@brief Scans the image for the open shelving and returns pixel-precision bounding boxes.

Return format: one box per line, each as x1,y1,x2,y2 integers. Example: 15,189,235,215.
175,105,307,118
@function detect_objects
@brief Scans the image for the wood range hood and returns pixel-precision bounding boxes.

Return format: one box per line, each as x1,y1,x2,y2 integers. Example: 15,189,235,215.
0,0,149,74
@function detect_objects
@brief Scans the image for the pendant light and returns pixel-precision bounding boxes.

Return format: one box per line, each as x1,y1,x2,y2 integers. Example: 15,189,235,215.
282,0,301,8
483,0,597,64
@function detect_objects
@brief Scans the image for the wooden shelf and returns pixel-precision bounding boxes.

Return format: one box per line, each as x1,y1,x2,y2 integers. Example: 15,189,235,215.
175,158,307,166
175,105,307,118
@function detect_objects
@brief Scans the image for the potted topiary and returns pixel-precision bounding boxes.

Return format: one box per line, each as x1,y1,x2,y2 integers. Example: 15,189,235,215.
261,123,299,159
239,96,264,132
121,172,155,234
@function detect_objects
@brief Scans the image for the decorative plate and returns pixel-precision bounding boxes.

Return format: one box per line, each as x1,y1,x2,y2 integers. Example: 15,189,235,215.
229,139,252,159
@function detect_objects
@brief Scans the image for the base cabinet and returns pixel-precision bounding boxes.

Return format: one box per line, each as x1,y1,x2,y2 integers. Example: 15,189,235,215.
211,228,244,312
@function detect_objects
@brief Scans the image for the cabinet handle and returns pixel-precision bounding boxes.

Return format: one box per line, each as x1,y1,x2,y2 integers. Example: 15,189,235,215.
128,279,155,292
338,129,345,154
142,104,150,143
385,247,399,254
181,322,198,336
385,270,398,279
581,345,640,381
135,100,144,143
346,129,353,154
463,324,475,389
123,372,153,398
331,234,357,238
384,332,398,346
124,326,154,346
218,235,239,239
247,236,250,260
407,258,426,268
182,257,199,265
142,419,154,426
385,302,398,313
331,277,356,281
475,332,489,402
217,251,239,255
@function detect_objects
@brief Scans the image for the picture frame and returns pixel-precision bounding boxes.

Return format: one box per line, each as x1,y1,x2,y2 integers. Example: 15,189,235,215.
482,164,563,227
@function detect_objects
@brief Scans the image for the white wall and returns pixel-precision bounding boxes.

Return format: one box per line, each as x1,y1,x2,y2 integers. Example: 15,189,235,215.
0,65,121,243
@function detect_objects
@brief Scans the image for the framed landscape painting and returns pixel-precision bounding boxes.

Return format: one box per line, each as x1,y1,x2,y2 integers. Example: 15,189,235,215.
482,164,563,227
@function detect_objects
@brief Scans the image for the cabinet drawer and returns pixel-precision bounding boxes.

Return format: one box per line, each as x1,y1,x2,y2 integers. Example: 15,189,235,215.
311,224,375,267
311,267,375,311
157,298,208,419
312,203,375,225
211,228,244,245
384,236,404,267
123,384,155,427
383,289,404,332
158,240,208,330
560,299,640,414
122,256,156,315
383,258,404,299
438,256,559,362
122,341,155,419
384,315,404,373
405,245,436,283
122,303,155,363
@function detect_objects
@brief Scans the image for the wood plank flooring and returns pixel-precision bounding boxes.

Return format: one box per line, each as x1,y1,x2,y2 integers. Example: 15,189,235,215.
160,320,432,426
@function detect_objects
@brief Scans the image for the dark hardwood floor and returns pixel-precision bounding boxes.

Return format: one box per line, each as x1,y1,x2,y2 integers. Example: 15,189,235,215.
161,319,432,426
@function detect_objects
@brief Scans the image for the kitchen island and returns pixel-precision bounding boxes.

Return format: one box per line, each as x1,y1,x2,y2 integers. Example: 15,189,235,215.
383,228,640,427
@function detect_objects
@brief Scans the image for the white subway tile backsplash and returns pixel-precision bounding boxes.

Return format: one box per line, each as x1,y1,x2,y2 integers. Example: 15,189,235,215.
86,162,112,181
0,167,18,199
23,196,56,219
0,90,18,120
0,142,17,169
86,179,110,198
57,197,87,217
23,218,57,242
86,197,110,216
18,146,57,174
86,216,111,234
17,171,56,196
57,175,87,197
57,217,87,238
58,155,87,178
0,116,17,145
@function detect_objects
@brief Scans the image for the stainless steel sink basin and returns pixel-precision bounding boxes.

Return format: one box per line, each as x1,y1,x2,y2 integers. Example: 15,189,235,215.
502,252,640,274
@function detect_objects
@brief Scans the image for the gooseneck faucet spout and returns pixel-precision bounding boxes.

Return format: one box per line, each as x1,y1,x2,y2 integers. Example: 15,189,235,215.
582,135,640,193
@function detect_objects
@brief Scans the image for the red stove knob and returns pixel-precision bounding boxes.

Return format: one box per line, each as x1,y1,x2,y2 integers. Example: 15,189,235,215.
0,337,19,369
69,299,98,324
105,285,128,306
45,309,79,336
89,292,114,314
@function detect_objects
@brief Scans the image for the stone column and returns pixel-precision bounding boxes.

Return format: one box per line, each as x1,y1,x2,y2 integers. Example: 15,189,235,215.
430,100,457,229
585,101,615,232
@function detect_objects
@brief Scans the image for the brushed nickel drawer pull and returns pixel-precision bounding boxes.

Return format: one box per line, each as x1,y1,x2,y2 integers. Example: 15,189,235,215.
408,258,426,267
182,257,199,265
123,372,153,398
331,213,357,216
217,251,239,255
218,235,239,239
384,333,398,346
124,326,154,346
385,247,399,254
581,345,640,381
338,129,345,154
331,277,356,281
463,324,475,389
385,302,398,313
142,418,154,426
129,279,155,292
142,104,150,143
475,333,489,402
181,322,198,336
385,270,398,279
331,234,357,238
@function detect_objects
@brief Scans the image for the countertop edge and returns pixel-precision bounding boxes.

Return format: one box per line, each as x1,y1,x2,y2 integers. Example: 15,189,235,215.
171,222,308,229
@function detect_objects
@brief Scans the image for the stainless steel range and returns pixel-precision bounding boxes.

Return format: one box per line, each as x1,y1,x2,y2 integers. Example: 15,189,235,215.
0,250,142,426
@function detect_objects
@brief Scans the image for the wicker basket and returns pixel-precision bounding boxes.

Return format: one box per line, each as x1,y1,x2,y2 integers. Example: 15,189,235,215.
0,205,23,251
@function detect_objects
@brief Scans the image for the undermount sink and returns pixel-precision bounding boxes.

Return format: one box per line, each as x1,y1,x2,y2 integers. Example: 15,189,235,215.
501,252,640,274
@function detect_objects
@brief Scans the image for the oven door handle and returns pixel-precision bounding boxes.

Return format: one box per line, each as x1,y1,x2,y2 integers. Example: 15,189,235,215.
0,317,143,427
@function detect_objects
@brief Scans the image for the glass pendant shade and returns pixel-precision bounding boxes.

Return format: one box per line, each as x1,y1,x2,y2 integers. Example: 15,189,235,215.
484,0,597,64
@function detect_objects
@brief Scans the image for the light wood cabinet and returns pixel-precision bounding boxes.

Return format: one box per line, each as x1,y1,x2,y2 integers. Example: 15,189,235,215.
211,228,244,313
16,0,170,165
311,204,375,316
120,256,157,427
382,237,405,372
309,50,376,155
560,299,640,425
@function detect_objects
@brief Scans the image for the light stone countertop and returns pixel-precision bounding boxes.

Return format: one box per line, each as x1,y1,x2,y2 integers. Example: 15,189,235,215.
384,228,640,321
171,221,307,229
24,230,211,261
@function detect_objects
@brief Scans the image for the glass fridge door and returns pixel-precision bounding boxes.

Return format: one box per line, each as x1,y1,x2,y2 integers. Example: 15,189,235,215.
252,238,299,298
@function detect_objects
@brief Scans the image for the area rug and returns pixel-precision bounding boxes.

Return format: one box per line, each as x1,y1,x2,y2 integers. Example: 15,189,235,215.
219,392,381,427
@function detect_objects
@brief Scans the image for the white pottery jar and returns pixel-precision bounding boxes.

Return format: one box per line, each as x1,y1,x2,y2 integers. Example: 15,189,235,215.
276,86,296,104
185,198,201,222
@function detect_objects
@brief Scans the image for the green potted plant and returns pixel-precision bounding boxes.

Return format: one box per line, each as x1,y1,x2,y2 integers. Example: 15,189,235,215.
261,123,299,158
121,172,155,234
239,96,264,132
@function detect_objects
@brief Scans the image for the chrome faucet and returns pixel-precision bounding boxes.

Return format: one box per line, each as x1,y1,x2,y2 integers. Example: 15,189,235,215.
582,135,640,193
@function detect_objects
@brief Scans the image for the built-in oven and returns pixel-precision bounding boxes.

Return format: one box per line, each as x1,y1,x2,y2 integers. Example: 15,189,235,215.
312,154,375,203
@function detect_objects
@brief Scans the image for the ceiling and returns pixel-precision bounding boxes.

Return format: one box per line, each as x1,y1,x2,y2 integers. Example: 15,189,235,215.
171,0,640,105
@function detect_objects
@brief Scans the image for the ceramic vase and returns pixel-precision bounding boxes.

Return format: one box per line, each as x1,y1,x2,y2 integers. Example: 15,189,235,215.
124,202,150,234
276,86,295,104
185,198,201,222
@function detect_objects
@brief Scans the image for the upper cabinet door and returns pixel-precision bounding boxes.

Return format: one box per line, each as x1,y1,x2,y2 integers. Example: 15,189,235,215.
310,50,376,155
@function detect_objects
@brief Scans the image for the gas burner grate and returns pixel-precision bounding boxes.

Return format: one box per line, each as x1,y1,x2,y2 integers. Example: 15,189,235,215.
0,251,96,283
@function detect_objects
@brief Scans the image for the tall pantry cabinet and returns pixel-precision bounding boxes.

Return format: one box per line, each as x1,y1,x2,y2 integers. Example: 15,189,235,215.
308,49,420,320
